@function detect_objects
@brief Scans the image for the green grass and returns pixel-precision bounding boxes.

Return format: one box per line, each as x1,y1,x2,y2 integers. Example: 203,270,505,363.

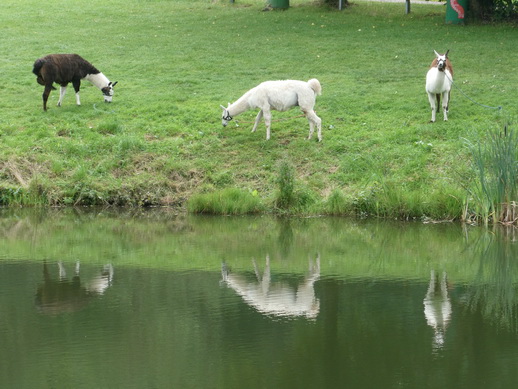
1,0,517,220
187,187,263,214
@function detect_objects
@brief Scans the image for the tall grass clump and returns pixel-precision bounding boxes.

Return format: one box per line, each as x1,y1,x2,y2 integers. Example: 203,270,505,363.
275,160,295,210
464,125,518,225
350,181,463,221
187,188,262,215
324,189,352,216
270,160,318,214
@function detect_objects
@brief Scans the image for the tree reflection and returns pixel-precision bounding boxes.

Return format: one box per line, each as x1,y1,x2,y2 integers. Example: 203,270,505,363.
35,261,113,315
222,254,320,319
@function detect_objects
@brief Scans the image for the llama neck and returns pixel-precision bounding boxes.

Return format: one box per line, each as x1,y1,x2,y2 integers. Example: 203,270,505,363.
84,72,110,90
228,92,252,117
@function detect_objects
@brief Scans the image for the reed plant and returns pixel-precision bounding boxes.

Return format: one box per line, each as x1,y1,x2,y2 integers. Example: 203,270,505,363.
464,125,518,225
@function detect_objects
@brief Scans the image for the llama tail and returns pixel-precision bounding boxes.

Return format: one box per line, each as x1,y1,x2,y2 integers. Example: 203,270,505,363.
33,58,56,89
32,58,45,76
307,79,322,96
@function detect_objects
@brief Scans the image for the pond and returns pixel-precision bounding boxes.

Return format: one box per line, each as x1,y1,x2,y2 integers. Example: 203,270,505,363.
1,208,517,388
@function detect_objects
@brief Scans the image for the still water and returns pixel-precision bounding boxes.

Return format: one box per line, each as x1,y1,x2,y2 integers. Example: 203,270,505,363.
1,208,517,389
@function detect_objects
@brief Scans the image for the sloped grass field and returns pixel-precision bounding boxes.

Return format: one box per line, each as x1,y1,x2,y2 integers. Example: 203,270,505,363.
1,0,517,219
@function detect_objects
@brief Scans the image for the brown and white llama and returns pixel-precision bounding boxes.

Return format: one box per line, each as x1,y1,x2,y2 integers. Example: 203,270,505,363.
32,54,117,111
425,50,454,122
220,79,322,141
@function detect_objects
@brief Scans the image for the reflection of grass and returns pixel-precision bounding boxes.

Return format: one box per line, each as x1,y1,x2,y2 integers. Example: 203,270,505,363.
465,230,518,332
464,126,518,225
0,208,486,279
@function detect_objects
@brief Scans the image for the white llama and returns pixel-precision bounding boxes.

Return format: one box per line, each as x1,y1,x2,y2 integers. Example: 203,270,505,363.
425,50,453,122
220,78,322,141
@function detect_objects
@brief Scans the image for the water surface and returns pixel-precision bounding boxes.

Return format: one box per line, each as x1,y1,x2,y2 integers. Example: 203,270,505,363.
1,209,517,388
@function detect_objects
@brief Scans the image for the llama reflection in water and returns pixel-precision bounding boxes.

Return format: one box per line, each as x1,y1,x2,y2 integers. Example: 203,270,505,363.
35,261,113,315
423,270,452,349
222,254,320,319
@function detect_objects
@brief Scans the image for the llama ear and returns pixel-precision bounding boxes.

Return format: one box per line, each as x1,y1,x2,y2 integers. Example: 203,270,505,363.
434,50,440,57
445,50,449,57
220,104,226,110
111,81,118,87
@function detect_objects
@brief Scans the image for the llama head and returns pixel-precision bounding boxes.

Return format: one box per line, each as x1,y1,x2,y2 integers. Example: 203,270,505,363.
433,50,449,72
220,104,233,127
101,81,118,103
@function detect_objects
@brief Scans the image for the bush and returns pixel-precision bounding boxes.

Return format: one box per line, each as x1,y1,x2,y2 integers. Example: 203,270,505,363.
470,0,518,21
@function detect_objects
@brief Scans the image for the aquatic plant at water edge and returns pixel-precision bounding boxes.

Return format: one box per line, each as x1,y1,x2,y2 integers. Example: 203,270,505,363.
464,125,518,225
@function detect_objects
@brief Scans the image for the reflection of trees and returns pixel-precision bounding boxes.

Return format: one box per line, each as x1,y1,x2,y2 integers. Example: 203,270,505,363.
464,229,518,332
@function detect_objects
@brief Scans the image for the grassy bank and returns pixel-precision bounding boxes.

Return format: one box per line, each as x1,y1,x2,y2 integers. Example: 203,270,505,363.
1,0,517,220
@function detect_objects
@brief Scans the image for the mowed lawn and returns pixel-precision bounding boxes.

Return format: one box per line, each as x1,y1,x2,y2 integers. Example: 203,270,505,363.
1,0,517,216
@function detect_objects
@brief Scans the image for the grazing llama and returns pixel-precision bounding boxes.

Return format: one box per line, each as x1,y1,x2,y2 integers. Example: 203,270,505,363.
220,78,322,141
425,50,453,122
32,54,117,111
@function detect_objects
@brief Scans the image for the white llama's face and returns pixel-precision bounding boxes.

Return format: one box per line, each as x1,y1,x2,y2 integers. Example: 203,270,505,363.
434,50,449,72
220,105,232,126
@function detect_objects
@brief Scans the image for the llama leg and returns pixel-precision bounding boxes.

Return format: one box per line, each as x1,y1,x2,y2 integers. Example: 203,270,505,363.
263,109,272,140
57,86,67,107
442,91,449,121
252,110,263,133
305,110,322,141
427,93,437,122
72,80,81,106
42,84,53,111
